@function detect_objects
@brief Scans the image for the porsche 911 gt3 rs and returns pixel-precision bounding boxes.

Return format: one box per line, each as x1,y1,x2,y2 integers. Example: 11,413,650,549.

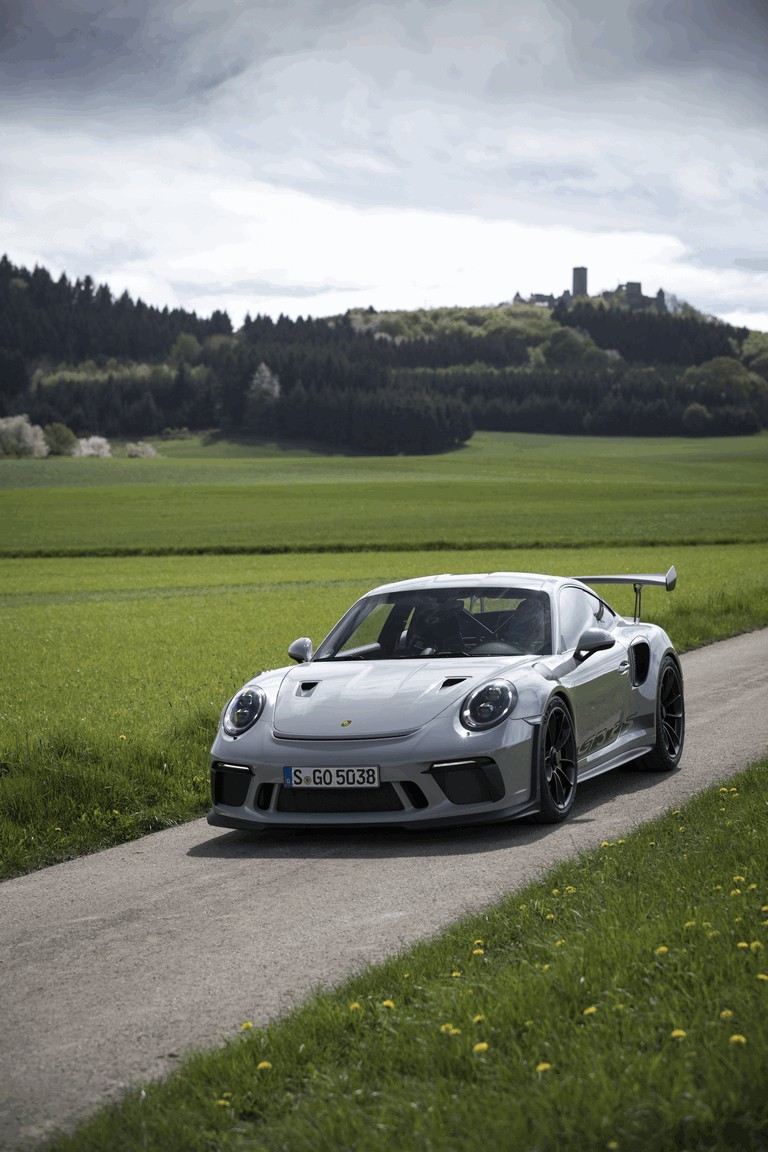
207,568,684,830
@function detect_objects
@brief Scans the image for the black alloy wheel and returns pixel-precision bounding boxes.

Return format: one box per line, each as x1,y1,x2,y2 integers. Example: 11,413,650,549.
534,697,577,823
642,655,685,771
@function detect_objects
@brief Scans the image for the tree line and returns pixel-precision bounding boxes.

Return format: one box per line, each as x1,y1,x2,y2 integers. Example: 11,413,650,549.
1,254,765,454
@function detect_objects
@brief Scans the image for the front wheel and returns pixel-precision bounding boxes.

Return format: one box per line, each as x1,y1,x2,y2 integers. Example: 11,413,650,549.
641,655,685,771
533,697,577,823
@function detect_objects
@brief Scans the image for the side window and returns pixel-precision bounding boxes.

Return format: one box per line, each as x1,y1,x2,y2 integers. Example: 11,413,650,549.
558,587,611,652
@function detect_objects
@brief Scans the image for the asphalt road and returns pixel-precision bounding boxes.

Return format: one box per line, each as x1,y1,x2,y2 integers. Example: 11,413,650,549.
1,629,767,1147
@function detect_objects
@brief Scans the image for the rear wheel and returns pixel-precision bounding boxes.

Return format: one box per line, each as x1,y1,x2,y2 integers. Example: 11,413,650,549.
641,655,685,771
533,697,577,823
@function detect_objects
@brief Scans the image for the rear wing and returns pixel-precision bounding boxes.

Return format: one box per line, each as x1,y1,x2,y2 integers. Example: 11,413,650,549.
573,566,677,623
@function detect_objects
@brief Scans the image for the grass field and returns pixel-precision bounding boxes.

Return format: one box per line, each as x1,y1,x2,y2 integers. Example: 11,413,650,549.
44,759,768,1152
1,431,766,555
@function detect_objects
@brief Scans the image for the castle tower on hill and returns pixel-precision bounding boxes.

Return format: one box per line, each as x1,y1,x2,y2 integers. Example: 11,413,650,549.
573,266,587,297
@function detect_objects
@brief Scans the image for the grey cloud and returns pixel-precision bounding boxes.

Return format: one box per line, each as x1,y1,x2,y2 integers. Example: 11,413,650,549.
734,257,768,273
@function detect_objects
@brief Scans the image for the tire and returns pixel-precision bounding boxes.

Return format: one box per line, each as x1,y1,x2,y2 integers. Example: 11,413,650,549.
533,697,577,823
641,655,685,771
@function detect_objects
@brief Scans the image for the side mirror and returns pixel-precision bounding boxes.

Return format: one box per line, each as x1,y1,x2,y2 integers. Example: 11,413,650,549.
288,637,313,664
574,627,615,663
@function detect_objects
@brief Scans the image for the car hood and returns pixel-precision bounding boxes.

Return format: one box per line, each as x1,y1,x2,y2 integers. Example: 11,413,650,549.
271,658,530,739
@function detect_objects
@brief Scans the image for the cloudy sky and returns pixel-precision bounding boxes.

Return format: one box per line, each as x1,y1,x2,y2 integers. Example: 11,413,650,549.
2,0,767,330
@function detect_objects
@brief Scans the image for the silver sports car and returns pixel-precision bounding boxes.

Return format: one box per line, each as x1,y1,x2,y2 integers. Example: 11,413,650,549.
207,568,684,830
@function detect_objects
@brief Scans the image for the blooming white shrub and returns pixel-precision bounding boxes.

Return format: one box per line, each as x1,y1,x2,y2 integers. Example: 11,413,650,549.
0,414,49,457
75,435,112,458
125,440,158,458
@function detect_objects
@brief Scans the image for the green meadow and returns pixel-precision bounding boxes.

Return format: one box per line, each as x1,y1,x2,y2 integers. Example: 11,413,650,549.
1,431,766,555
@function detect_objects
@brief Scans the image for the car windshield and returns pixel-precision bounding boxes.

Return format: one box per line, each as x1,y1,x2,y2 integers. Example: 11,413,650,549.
314,587,552,660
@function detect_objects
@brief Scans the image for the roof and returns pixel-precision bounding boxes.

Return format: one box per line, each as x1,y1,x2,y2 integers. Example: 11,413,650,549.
366,572,563,596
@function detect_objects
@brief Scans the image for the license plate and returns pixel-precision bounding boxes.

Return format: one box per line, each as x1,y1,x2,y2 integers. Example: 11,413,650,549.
282,766,380,789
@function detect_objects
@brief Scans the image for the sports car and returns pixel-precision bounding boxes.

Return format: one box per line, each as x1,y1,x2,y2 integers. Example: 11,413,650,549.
207,568,684,830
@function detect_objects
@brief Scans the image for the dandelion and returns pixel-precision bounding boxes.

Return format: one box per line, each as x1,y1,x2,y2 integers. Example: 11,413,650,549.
713,885,722,891
708,930,720,939
607,1142,619,1151
719,1009,733,1020
731,889,742,897
349,1003,362,1012
600,841,612,848
535,1062,552,1073
546,913,555,921
583,1006,598,1016
762,906,768,913
618,839,626,844
671,1029,686,1040
655,946,669,956
473,1015,485,1024
222,1092,232,1098
751,941,763,952
473,1042,489,1054
449,1028,462,1036
119,734,126,741
440,1023,454,1033
451,971,462,978
649,841,657,847
729,1035,747,1046
565,886,576,893
756,973,768,982
240,1021,253,1031
541,964,550,972
524,1019,534,1028
684,921,696,929
382,999,395,1009
216,1099,232,1107
474,939,484,946
737,942,750,950
551,888,560,895
719,787,729,793
748,884,758,890
679,826,685,833
473,948,484,956
733,875,746,883
257,1061,272,1070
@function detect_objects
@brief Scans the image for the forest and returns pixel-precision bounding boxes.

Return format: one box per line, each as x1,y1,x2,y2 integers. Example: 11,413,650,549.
1,253,766,455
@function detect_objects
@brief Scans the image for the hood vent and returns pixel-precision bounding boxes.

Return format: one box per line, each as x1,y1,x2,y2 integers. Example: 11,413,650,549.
297,682,319,696
440,677,468,690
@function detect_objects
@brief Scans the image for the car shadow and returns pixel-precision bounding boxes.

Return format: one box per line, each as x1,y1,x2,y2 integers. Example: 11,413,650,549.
187,761,680,862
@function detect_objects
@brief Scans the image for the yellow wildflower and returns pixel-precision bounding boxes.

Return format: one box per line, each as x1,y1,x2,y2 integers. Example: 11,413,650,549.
555,939,565,947
731,889,742,897
382,999,395,1009
583,1006,598,1016
733,875,746,882
473,948,485,955
729,1034,747,1046
451,971,462,977
737,942,750,950
655,945,669,956
257,1061,272,1070
449,1027,461,1036
119,734,126,741
535,1061,552,1073
473,1014,485,1024
473,1041,489,1054
708,930,720,939
670,1029,686,1040
750,941,763,952
565,885,576,893
684,921,696,929
240,1021,253,1031
546,913,555,921
349,1002,362,1012
756,973,768,981
551,888,560,895
541,964,550,972
474,939,484,946
216,1099,231,1107
440,1023,454,1033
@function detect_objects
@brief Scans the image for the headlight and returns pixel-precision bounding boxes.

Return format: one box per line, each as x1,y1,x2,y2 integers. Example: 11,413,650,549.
223,686,266,736
460,680,518,730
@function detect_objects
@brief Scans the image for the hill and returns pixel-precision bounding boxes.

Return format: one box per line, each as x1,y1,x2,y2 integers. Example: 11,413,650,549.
1,255,766,455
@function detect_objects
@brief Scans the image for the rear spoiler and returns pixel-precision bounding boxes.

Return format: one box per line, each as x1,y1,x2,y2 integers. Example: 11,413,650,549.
573,566,677,623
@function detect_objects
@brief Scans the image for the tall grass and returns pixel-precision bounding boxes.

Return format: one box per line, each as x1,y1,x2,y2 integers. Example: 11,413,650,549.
44,760,768,1152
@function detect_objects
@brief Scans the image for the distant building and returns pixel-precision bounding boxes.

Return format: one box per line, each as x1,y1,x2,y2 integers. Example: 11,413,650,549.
572,267,587,297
